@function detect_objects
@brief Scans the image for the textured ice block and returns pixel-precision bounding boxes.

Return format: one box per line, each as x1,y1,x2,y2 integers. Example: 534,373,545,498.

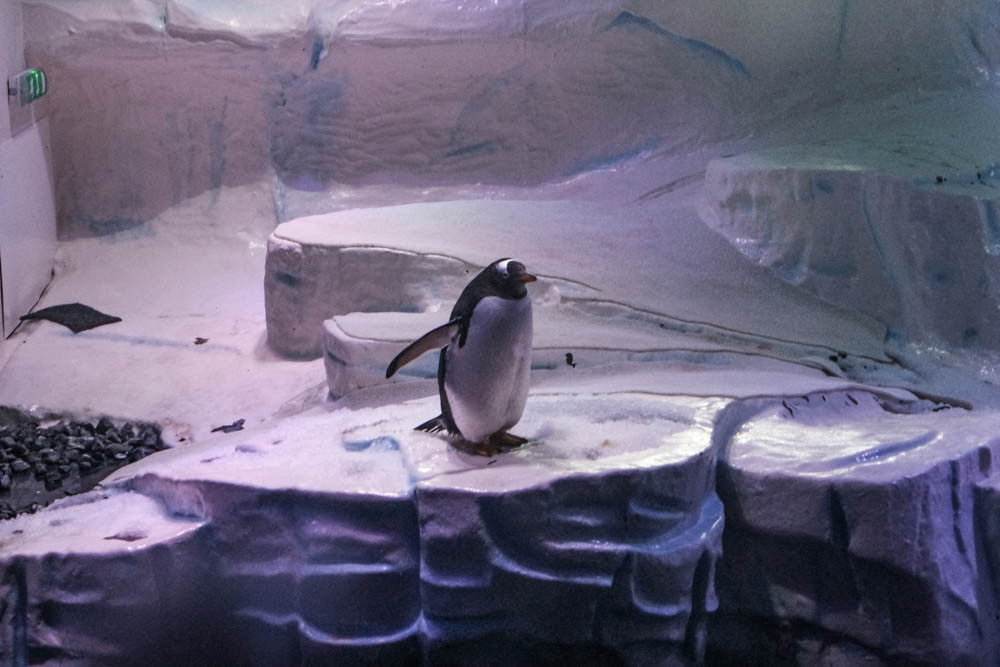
407,393,724,664
321,302,804,397
700,94,1000,350
0,390,724,664
265,199,888,361
713,390,1000,664
0,491,209,665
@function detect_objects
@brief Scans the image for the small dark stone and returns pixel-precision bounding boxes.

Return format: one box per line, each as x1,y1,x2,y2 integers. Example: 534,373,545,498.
140,427,160,448
0,475,10,490
11,460,30,474
67,436,92,450
44,472,63,490
79,460,93,472
10,442,26,457
120,424,135,440
39,448,59,463
211,418,246,434
95,416,114,434
1,436,15,448
35,436,49,449
33,462,47,476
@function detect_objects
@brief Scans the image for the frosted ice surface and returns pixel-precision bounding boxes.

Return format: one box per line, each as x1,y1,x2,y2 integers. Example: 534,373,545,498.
0,490,202,557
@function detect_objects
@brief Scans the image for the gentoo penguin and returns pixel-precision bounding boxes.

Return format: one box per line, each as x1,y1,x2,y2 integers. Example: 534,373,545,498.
386,258,536,454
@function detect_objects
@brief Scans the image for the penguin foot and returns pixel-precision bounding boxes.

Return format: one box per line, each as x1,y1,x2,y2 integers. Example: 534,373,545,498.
491,431,529,448
450,431,531,457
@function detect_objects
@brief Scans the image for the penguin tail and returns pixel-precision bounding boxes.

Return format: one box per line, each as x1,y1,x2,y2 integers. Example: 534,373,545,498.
415,415,448,434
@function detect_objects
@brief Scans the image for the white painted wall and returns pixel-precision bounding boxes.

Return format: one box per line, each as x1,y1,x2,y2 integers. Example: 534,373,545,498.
0,0,57,340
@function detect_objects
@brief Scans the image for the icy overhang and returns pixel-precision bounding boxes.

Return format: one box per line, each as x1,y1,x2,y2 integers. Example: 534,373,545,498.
700,90,1000,350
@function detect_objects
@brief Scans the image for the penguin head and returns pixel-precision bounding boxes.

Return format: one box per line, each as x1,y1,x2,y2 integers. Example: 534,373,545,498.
489,258,536,299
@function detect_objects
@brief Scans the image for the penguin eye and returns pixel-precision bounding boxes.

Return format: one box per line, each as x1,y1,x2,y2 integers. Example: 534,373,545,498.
507,261,526,276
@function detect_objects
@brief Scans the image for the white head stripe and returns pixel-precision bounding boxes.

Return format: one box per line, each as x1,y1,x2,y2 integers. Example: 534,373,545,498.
496,258,512,276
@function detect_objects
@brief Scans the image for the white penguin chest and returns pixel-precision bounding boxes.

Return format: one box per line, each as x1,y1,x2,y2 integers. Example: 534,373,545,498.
444,295,533,442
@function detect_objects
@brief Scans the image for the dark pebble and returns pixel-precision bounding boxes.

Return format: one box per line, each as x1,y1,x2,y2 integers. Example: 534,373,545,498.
96,416,114,434
39,448,59,464
141,428,159,448
11,460,29,474
0,475,10,490
67,436,92,450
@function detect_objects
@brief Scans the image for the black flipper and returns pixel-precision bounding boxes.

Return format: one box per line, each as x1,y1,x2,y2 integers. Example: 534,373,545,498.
385,318,461,379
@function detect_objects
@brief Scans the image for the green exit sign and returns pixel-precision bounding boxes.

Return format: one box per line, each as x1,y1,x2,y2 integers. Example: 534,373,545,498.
7,68,47,106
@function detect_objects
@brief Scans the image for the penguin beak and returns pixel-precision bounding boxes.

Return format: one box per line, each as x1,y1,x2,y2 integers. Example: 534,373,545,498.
520,273,537,283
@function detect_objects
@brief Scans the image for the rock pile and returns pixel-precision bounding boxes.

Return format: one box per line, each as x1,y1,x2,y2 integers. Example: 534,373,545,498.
0,415,166,519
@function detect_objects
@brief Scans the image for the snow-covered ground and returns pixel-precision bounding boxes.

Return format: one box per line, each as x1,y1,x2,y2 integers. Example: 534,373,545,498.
2,1,1000,664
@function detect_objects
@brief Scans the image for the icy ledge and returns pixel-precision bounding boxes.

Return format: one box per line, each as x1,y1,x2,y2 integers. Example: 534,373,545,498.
4,361,999,663
0,389,724,664
712,391,1000,664
699,90,1000,350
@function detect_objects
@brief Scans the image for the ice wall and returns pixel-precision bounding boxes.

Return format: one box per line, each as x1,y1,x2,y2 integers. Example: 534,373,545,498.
22,0,1000,236
699,91,1000,352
